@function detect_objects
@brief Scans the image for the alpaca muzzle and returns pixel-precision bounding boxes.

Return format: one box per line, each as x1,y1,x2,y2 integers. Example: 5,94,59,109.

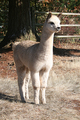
56,27,61,31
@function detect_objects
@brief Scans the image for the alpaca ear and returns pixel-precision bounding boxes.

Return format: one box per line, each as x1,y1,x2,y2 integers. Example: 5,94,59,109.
57,13,62,19
46,12,52,21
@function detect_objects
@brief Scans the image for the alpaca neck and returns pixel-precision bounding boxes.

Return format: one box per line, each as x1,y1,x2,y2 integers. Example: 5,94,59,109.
39,26,54,54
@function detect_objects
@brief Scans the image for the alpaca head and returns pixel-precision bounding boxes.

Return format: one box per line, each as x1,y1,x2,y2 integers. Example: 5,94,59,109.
45,13,61,33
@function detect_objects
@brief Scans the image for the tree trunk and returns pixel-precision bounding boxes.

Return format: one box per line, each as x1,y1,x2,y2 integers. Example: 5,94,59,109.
0,0,36,48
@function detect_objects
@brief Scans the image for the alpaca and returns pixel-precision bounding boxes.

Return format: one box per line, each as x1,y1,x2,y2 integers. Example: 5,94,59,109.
13,13,61,104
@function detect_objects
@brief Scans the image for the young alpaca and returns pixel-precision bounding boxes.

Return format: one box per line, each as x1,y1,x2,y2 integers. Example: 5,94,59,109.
13,13,61,104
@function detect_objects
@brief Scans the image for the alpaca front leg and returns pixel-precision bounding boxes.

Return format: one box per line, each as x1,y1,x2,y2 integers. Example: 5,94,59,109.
34,87,40,104
40,71,50,104
31,72,40,104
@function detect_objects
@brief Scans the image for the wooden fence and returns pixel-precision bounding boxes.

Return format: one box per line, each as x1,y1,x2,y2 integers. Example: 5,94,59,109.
0,11,80,39
34,12,80,38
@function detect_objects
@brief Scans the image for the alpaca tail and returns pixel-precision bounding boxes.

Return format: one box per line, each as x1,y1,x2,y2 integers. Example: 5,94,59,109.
12,42,20,51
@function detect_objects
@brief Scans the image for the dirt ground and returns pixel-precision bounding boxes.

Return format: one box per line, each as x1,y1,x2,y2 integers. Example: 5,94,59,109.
0,43,80,120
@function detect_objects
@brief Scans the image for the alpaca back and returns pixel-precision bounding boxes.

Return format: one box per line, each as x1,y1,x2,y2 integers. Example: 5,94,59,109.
13,41,43,71
13,40,53,72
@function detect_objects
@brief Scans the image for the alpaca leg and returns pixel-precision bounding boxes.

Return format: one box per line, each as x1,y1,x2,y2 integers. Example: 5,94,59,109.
25,70,30,99
31,72,40,104
17,66,26,102
41,88,46,104
40,71,49,104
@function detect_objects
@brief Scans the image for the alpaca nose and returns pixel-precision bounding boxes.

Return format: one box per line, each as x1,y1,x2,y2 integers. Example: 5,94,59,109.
57,27,61,31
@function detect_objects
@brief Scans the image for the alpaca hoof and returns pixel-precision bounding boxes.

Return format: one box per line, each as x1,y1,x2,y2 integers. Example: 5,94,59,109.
21,100,26,103
26,96,29,100
41,99,46,104
35,99,39,104
42,101,46,104
26,94,29,100
21,99,26,103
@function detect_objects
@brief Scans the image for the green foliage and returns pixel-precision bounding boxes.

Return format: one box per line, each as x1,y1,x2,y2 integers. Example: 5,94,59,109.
0,0,80,39
35,0,80,12
0,0,9,37
34,0,80,38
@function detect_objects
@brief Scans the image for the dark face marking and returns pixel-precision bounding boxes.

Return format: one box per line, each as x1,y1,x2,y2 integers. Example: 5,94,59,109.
49,22,54,25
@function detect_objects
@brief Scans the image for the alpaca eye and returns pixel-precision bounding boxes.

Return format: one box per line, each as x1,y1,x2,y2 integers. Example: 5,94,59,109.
50,22,54,25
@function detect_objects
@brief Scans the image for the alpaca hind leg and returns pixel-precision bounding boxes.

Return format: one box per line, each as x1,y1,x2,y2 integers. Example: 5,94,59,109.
25,69,30,99
40,71,49,104
17,66,26,102
31,72,40,104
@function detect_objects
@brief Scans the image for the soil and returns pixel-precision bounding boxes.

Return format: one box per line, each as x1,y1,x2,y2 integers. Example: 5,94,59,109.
0,43,80,120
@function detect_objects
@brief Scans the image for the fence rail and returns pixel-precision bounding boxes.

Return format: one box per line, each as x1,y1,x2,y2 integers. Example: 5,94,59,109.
35,11,80,16
35,24,80,27
0,11,80,39
55,35,80,38
35,12,80,38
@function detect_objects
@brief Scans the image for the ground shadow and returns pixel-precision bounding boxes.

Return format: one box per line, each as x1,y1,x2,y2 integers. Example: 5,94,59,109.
0,92,20,102
0,46,80,57
0,92,35,104
53,46,80,57
0,47,12,53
